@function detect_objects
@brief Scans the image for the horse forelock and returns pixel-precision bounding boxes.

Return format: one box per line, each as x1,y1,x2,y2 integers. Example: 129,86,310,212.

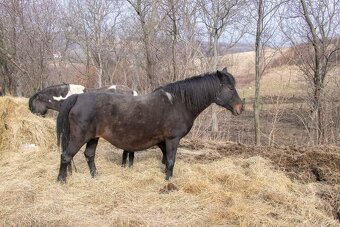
157,73,221,112
225,72,236,86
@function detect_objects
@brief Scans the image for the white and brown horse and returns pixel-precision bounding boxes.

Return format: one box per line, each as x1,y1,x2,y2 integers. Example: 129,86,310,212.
29,84,137,116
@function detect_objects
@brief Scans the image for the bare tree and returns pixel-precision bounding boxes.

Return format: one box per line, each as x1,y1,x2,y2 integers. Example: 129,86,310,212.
0,0,62,95
281,0,340,144
64,0,121,88
127,0,168,90
199,0,246,132
254,0,264,145
252,0,285,145
159,0,179,81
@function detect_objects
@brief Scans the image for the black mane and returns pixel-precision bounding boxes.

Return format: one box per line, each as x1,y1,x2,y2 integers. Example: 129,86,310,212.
156,72,222,114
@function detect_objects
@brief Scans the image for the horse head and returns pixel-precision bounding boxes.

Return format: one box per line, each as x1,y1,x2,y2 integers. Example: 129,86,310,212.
28,84,69,116
29,93,48,116
214,68,244,116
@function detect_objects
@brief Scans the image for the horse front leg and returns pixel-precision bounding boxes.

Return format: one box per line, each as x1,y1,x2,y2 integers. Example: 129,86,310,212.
165,138,180,180
158,141,167,165
84,138,99,178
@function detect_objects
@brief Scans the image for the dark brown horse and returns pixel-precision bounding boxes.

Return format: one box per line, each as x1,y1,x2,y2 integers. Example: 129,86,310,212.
56,68,243,183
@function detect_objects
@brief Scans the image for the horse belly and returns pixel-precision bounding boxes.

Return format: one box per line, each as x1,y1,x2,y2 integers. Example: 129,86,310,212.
103,134,162,151
100,127,163,152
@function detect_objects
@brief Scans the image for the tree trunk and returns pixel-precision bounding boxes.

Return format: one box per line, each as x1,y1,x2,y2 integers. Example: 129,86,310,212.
169,0,178,81
254,0,263,145
211,29,219,133
313,81,324,144
300,0,324,144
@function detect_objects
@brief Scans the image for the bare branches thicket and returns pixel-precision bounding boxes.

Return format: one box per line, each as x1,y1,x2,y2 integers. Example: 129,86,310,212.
0,0,60,95
63,0,123,88
126,0,168,91
280,0,340,144
198,0,246,133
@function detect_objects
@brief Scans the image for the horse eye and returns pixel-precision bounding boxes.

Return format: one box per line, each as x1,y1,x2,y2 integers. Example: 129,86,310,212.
227,85,234,90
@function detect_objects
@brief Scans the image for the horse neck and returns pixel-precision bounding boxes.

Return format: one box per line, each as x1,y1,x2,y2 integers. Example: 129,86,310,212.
40,90,63,111
189,94,215,118
46,100,62,111
165,77,219,118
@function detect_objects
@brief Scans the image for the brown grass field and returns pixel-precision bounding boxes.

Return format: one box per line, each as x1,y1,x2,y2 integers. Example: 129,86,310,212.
0,95,339,226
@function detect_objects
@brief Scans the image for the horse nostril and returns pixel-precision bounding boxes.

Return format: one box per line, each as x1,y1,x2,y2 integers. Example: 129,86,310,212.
233,103,243,115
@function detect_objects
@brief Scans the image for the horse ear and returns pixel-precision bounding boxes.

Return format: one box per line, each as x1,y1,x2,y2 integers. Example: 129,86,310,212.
216,70,224,81
217,67,228,78
217,69,235,86
217,69,228,83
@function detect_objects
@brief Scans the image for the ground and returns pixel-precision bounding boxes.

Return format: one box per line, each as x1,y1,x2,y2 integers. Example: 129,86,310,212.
1,49,340,227
0,96,339,226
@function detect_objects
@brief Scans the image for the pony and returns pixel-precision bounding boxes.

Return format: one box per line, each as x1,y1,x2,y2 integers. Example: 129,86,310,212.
56,68,244,183
28,84,138,116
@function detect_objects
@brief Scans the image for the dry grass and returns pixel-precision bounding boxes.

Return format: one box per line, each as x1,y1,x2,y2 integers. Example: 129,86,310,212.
0,97,55,153
0,96,338,226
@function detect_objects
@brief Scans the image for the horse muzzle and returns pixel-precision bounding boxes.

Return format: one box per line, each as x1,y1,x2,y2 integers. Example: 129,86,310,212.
232,103,243,116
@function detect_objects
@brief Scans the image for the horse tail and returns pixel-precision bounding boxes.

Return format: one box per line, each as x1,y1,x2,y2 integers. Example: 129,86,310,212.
57,94,79,152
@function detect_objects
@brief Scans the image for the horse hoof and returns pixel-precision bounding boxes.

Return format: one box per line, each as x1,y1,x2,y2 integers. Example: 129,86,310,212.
57,176,66,184
90,171,97,178
121,164,126,168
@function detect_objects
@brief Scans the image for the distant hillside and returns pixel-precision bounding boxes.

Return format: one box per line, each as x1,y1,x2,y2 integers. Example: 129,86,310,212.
200,41,254,56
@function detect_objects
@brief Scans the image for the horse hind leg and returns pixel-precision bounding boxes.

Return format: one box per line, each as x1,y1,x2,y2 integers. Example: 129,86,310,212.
57,143,83,183
84,138,99,178
67,161,73,175
121,151,134,167
122,150,128,167
128,152,134,167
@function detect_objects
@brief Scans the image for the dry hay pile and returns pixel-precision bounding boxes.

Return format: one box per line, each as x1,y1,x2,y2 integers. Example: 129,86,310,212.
0,97,338,226
0,96,56,154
